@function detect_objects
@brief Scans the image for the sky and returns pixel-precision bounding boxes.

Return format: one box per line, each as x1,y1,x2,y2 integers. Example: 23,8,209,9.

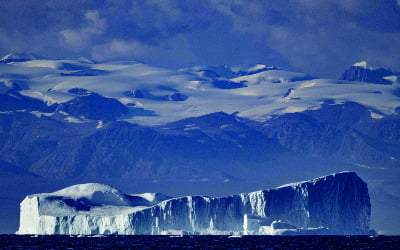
0,0,399,78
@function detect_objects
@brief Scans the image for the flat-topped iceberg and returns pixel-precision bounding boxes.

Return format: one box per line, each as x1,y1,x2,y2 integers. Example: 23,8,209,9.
17,172,372,235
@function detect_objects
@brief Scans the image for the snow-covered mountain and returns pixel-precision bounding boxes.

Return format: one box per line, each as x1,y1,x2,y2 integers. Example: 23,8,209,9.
0,56,399,125
0,54,399,234
17,172,372,235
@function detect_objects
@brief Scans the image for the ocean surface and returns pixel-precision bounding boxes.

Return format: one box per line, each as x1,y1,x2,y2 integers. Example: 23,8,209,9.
0,235,399,249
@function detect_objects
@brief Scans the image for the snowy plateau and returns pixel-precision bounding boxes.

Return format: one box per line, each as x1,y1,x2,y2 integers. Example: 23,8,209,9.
17,172,372,235
0,53,399,234
0,53,399,126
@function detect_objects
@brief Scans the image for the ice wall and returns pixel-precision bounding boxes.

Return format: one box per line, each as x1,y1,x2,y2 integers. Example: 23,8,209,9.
17,172,371,235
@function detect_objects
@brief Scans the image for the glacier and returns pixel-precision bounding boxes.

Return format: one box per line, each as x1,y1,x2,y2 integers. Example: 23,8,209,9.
17,172,372,235
1,55,399,126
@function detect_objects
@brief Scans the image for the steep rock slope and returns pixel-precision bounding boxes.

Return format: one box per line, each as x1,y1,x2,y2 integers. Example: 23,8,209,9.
340,62,398,84
248,102,400,168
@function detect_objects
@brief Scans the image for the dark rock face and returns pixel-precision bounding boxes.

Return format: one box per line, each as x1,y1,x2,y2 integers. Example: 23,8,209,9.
60,69,108,77
212,80,247,89
340,66,395,84
56,63,89,71
67,88,92,96
131,90,144,98
0,90,46,111
169,92,188,101
124,89,188,102
57,93,129,121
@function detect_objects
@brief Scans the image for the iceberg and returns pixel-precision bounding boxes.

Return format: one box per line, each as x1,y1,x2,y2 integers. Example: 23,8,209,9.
17,172,372,235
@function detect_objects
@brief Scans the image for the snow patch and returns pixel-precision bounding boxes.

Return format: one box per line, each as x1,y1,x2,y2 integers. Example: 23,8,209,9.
220,124,233,129
353,61,369,69
369,110,384,119
96,121,104,129
383,75,398,83
65,116,87,123
184,124,200,131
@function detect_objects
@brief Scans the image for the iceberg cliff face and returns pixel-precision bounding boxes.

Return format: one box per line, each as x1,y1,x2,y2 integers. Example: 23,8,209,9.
17,172,371,235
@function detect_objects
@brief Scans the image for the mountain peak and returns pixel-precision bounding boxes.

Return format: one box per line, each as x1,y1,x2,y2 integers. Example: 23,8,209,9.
340,62,395,84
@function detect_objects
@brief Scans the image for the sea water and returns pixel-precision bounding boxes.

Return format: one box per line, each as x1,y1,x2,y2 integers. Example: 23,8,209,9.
0,235,399,249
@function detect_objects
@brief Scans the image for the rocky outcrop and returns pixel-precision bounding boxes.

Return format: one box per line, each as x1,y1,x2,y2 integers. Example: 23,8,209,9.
340,63,396,84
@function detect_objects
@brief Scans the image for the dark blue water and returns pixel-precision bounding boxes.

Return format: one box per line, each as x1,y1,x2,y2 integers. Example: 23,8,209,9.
0,235,399,249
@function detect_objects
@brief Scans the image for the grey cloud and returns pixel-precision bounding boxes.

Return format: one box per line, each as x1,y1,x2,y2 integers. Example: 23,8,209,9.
60,10,107,50
0,0,398,77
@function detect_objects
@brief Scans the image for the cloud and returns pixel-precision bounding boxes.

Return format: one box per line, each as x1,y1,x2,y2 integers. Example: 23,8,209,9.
129,0,183,31
0,0,399,77
92,40,149,60
202,0,400,76
91,35,197,68
60,10,106,50
126,0,217,41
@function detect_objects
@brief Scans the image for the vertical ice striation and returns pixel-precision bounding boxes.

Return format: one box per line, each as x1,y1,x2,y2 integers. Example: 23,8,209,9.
17,172,372,235
18,196,41,234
